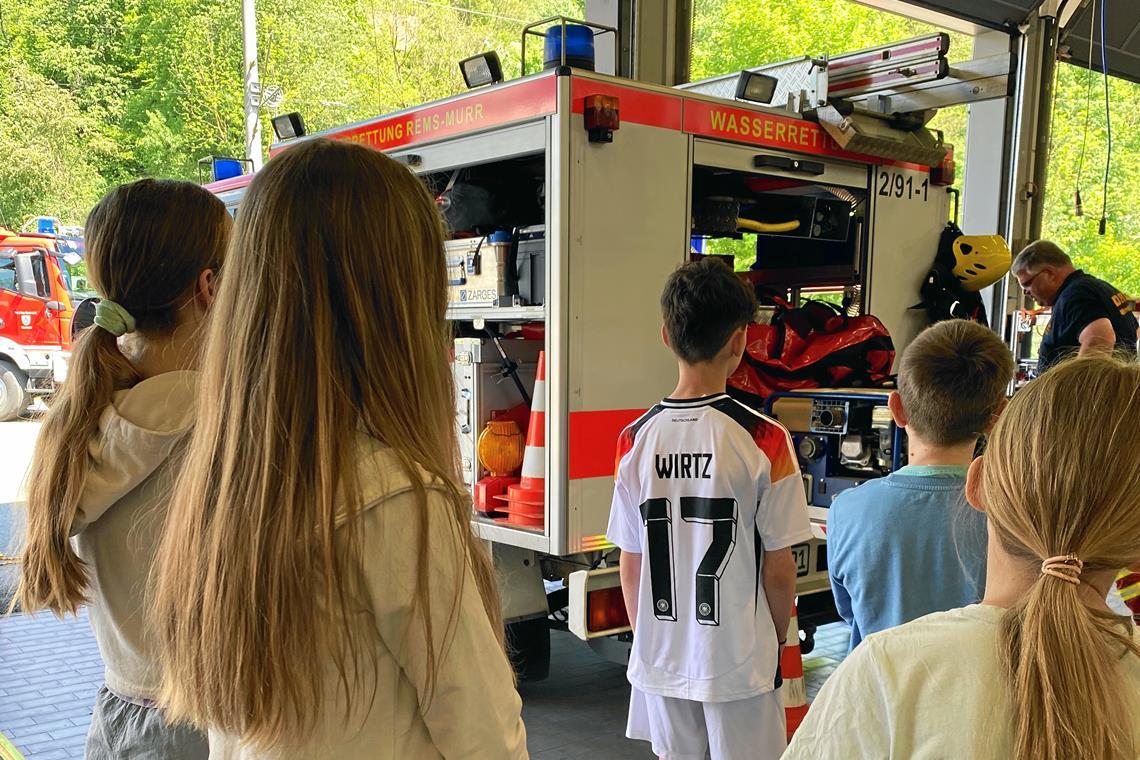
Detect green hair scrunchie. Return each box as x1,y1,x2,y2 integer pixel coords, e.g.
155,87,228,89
93,299,137,337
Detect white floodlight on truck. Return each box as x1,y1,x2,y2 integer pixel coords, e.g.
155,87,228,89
271,112,306,141
460,52,504,89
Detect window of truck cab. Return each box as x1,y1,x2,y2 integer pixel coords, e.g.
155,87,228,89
0,248,53,298
0,252,15,292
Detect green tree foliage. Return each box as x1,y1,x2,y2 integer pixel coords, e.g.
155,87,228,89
0,0,580,223
691,0,967,78
1042,63,1140,296
0,56,106,226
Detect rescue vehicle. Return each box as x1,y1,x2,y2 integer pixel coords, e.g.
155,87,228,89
206,22,1017,673
0,228,77,420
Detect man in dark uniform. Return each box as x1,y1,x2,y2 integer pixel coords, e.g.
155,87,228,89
1013,240,1138,373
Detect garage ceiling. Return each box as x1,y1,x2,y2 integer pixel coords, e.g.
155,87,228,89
873,1,1140,84
893,0,1042,29
1061,2,1140,85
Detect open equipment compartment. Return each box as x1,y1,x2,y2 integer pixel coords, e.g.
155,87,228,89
417,145,555,549
690,140,872,298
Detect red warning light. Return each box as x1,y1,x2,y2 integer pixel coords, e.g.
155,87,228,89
932,145,955,187
583,94,620,143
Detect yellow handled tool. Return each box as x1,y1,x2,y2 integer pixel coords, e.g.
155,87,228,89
736,218,800,234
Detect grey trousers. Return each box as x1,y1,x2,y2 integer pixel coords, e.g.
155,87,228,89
85,686,208,760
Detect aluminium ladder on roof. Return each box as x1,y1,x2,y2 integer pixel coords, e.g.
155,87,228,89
682,32,1006,115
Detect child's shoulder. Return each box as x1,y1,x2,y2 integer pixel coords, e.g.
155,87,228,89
829,476,902,515
705,397,794,453
616,403,668,450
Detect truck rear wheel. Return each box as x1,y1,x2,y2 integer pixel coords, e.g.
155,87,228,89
0,361,30,422
507,617,551,682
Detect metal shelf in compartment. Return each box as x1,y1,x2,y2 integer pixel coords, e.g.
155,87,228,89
446,304,546,322
470,513,549,552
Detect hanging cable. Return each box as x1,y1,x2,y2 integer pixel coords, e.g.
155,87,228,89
1099,0,1112,235
1073,0,1098,216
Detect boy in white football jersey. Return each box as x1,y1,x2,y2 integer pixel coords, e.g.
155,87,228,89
607,259,813,760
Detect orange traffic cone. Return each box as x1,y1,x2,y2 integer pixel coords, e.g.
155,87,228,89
502,351,545,529
781,602,808,742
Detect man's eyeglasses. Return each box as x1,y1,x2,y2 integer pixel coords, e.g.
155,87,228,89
1018,270,1044,295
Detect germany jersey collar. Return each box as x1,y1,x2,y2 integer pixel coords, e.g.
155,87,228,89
659,393,731,408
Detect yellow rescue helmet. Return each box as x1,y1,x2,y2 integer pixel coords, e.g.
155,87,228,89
951,235,1011,292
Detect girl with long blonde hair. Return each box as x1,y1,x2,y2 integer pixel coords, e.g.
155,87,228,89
16,179,228,758
786,354,1140,760
152,138,526,759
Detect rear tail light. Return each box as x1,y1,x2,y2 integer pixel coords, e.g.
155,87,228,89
586,586,630,633
568,566,632,639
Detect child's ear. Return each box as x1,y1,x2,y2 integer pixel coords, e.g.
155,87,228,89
196,268,217,310
661,324,671,349
984,397,1009,435
729,325,747,357
965,456,987,513
887,391,907,428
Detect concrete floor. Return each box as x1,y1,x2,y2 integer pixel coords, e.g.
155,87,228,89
0,611,103,759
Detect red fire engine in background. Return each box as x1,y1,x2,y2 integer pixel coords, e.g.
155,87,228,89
0,227,79,420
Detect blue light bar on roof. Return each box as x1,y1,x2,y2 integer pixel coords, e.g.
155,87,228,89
34,216,59,235
212,158,245,182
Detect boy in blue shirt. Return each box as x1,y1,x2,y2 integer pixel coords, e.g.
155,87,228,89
828,320,1015,651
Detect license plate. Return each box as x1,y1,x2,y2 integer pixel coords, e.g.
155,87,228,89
791,543,810,577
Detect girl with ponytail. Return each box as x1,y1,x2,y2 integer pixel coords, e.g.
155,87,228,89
15,179,228,759
786,354,1140,759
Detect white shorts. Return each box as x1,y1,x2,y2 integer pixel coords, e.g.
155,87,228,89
626,687,786,760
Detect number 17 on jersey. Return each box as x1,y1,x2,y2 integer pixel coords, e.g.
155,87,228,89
639,496,739,626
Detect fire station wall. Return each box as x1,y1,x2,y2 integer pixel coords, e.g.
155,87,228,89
562,117,690,554
866,164,950,366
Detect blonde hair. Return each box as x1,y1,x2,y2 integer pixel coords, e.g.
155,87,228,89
983,355,1140,760
15,179,228,615
152,138,504,748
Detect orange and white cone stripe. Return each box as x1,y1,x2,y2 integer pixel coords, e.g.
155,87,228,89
781,603,808,742
504,351,546,525
518,351,546,491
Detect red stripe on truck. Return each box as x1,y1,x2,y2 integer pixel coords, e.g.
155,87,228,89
569,409,649,480
683,99,866,161
570,78,683,129
683,100,931,172
294,77,558,154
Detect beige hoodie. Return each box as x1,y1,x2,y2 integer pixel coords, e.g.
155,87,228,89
208,437,528,759
73,369,199,701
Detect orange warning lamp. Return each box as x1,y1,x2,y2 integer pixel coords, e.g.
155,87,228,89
478,420,525,476
474,419,524,514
